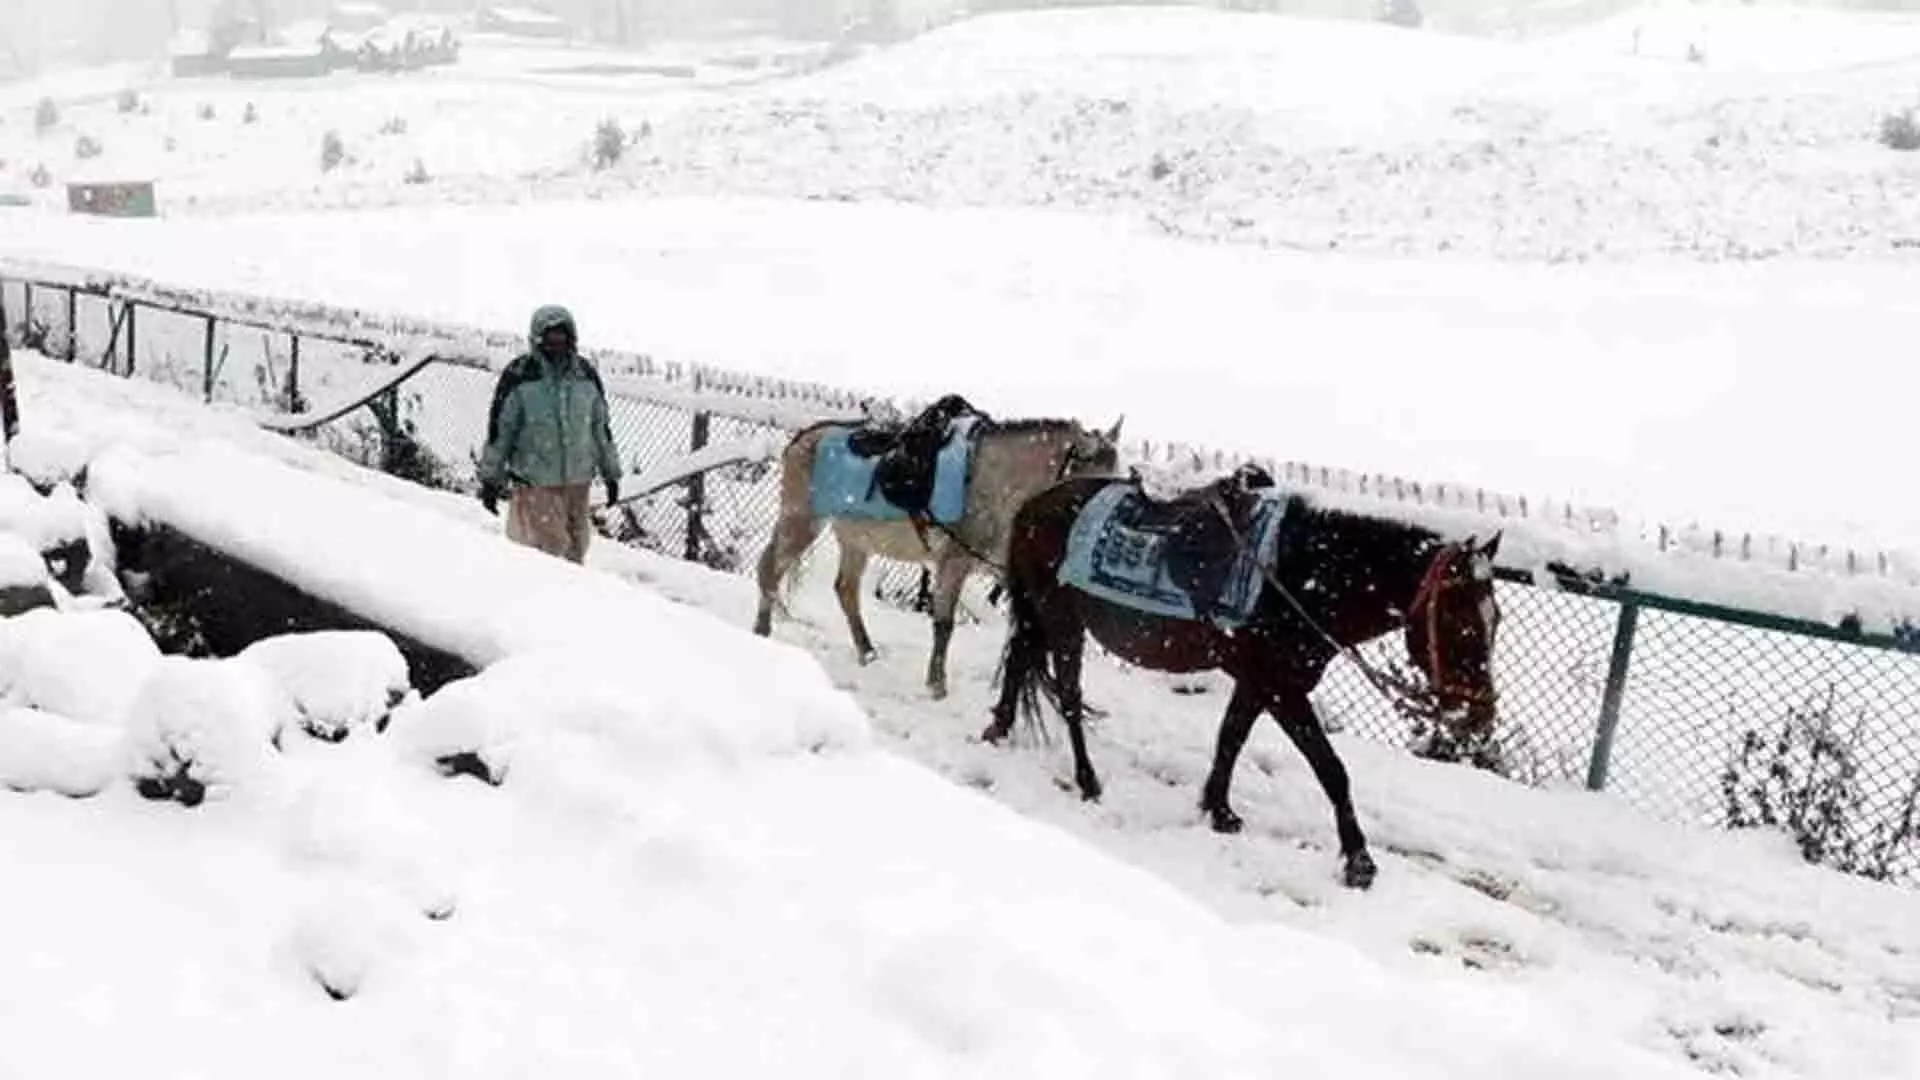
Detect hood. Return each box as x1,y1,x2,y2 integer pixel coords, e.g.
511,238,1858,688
528,304,577,347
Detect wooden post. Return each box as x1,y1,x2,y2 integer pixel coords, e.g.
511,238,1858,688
124,301,137,376
65,287,76,363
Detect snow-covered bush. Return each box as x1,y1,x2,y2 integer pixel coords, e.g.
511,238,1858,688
243,102,258,125
321,129,347,172
379,115,408,136
197,102,216,121
125,656,291,807
0,608,162,725
1721,692,1920,882
33,96,58,135
592,118,625,170
115,89,141,115
27,164,50,188
73,134,103,161
238,630,413,743
1880,110,1920,152
403,158,430,185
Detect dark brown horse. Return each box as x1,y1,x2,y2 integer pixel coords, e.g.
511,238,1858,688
984,473,1503,889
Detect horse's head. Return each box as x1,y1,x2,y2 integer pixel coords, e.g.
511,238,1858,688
1061,414,1125,478
1403,533,1503,740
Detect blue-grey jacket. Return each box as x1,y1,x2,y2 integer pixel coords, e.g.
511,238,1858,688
479,305,623,490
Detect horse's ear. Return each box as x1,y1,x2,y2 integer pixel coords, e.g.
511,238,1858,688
1481,531,1503,559
1104,415,1125,442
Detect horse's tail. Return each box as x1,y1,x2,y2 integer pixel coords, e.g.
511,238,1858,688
992,566,1061,746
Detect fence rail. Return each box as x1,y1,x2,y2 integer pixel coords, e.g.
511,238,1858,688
4,262,1918,888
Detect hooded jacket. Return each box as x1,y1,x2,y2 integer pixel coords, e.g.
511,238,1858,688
479,305,623,491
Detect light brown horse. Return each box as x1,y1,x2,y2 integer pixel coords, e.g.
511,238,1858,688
752,414,1123,699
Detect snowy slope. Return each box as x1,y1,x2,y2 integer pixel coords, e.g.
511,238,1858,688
4,350,1917,1080
8,7,1920,258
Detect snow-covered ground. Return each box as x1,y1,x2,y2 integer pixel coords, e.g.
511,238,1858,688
3,349,1917,1080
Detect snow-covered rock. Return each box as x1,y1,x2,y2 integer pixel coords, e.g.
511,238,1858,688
238,630,412,743
0,607,162,724
124,656,292,806
0,534,52,616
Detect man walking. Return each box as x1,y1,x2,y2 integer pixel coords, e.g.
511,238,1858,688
478,305,623,564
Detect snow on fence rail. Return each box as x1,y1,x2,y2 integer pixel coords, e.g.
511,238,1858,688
4,261,1918,887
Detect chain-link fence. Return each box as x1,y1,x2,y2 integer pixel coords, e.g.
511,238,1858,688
5,267,1917,887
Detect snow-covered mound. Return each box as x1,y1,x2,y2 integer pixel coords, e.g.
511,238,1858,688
0,607,162,723
239,630,413,742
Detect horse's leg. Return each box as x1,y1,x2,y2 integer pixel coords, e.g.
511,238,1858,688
1271,691,1377,890
753,513,818,637
1198,679,1267,835
833,542,878,665
1051,627,1101,801
924,554,973,700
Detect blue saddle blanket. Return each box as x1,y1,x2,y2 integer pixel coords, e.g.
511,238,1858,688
1059,483,1291,628
809,417,980,525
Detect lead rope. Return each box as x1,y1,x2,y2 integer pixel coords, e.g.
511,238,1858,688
1207,499,1441,723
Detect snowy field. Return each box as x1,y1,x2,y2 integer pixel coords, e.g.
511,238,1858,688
9,7,1920,257
2,350,1917,1079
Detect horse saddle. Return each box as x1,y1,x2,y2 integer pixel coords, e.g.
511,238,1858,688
846,394,987,520
1115,465,1277,623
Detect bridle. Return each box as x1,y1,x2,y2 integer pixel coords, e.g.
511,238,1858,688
1403,545,1501,713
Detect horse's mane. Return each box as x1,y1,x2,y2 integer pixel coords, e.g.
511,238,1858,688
987,417,1088,436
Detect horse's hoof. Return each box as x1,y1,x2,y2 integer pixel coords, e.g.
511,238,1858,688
928,683,949,702
980,722,1011,745
1076,773,1104,803
1342,851,1378,890
856,649,878,667
1206,806,1244,834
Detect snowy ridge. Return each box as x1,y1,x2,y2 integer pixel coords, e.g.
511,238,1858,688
10,254,1920,638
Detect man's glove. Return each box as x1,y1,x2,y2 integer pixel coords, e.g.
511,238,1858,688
603,477,621,507
479,480,503,515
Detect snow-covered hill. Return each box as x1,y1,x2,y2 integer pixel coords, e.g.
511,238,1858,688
3,350,1916,1080
8,7,1920,259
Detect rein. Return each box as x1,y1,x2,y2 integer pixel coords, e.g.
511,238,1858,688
1207,500,1486,722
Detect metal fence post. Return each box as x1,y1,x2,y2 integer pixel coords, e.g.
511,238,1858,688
65,288,76,363
1586,600,1642,790
288,334,302,412
685,410,710,563
202,315,217,402
124,300,137,377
